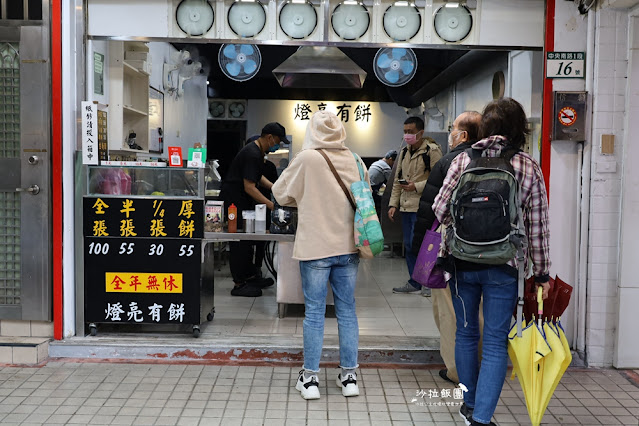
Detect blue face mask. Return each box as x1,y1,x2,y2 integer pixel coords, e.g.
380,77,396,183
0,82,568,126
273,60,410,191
268,141,280,153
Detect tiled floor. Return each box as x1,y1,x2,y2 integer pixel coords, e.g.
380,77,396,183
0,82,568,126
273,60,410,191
0,362,637,425
204,253,438,339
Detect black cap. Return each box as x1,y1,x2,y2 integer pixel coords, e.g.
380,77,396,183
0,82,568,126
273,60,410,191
261,122,291,145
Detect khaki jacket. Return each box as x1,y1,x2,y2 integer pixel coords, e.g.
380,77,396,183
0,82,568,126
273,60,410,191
389,138,443,213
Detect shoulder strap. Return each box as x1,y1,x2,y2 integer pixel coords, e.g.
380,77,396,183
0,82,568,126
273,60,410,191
316,149,356,211
501,147,521,162
422,144,431,172
466,147,482,160
397,147,408,179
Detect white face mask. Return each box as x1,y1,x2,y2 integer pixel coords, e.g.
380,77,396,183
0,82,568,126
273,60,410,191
448,130,465,149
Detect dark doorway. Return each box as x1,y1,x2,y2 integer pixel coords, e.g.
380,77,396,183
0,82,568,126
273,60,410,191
206,120,246,179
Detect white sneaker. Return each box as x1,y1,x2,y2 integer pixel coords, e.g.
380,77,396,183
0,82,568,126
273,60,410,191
336,372,360,397
296,370,320,400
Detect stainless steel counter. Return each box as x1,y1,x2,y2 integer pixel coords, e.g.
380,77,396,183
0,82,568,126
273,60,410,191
203,232,295,242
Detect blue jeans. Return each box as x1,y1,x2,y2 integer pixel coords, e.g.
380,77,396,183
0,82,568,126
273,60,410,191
299,254,360,372
401,212,420,289
450,268,518,424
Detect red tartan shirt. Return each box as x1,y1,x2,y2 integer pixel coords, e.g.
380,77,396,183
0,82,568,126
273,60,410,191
432,135,551,280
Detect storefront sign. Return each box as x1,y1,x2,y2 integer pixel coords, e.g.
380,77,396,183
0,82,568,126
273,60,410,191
83,196,204,325
293,102,372,123
81,101,99,165
83,197,203,239
546,52,585,79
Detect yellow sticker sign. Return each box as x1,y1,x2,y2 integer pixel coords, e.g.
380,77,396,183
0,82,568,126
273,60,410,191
105,273,183,293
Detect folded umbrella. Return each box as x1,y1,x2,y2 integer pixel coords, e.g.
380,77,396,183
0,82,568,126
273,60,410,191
508,287,571,426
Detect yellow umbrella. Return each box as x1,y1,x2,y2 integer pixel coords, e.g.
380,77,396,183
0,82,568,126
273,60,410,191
538,321,572,414
508,287,557,426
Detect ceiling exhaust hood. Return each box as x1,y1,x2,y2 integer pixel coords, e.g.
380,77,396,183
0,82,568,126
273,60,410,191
272,46,367,89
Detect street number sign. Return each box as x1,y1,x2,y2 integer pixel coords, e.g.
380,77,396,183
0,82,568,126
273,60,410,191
546,52,585,79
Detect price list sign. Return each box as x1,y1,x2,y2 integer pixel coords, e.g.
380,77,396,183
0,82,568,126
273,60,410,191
83,197,204,324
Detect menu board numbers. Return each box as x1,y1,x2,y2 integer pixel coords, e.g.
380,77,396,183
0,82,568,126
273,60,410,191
88,241,110,255
149,243,165,256
119,242,135,255
179,244,195,257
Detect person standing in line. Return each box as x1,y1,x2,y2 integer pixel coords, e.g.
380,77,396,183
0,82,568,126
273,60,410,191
412,111,483,385
388,116,443,296
220,123,289,297
272,111,365,400
433,98,551,426
368,150,398,212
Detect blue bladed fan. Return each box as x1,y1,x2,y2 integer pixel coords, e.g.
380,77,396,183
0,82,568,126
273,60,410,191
218,44,261,82
373,48,417,87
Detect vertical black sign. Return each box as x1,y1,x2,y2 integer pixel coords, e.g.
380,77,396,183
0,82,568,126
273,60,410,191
83,197,203,325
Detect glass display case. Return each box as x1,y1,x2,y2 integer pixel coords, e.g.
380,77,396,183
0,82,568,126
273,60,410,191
87,166,205,198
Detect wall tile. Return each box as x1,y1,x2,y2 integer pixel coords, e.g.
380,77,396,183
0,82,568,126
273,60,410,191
0,320,31,337
30,322,53,338
587,278,618,297
0,347,12,364
12,347,37,364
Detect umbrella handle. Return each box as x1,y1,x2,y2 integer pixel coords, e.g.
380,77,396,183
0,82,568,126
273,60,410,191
537,286,544,328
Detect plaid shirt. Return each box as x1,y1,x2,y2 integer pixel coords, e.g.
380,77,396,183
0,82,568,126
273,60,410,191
432,135,551,280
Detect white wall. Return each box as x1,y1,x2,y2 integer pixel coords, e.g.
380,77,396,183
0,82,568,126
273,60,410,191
247,99,410,157
147,43,208,156
614,11,639,368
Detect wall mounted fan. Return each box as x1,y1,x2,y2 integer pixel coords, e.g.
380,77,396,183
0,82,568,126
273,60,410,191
209,100,226,118
218,44,262,82
383,3,421,42
331,1,370,41
373,47,417,87
433,4,473,43
279,1,317,40
175,0,215,36
227,1,267,38
228,100,247,119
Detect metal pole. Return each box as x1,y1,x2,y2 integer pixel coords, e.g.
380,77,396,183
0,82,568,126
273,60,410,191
1,0,7,20
23,0,29,20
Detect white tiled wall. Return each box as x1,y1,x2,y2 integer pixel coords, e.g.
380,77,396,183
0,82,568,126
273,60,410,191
586,9,629,367
0,320,54,338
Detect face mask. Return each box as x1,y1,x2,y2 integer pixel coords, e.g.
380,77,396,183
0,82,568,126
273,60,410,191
447,132,456,149
403,133,417,145
269,143,280,153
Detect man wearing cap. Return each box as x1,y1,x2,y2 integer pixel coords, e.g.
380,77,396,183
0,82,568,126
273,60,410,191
220,122,290,297
368,150,398,212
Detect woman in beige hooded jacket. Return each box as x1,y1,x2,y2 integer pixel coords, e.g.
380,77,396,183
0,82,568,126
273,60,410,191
272,111,368,401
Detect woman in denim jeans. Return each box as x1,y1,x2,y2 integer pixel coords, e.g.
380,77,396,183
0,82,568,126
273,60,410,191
432,98,551,426
272,111,367,400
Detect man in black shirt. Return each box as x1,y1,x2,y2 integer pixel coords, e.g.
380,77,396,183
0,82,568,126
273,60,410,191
220,122,290,297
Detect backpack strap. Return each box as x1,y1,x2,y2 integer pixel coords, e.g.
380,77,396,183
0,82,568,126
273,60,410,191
397,147,408,180
422,145,431,172
316,149,356,211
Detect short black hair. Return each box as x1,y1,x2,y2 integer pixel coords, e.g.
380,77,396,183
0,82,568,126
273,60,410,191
404,116,424,131
457,111,482,142
479,98,530,149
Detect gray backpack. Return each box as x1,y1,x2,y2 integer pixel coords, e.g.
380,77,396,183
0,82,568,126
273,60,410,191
446,148,526,265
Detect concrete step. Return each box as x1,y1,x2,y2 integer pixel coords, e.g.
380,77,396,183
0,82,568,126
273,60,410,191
49,334,443,366
0,337,51,365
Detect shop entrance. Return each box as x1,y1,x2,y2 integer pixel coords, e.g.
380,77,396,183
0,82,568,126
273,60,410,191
0,17,52,320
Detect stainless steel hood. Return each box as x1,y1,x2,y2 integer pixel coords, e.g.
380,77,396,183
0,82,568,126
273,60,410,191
272,46,367,89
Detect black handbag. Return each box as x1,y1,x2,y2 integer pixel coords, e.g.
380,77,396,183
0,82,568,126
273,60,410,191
270,202,297,234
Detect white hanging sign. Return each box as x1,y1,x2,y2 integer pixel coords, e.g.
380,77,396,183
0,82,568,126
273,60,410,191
81,101,99,165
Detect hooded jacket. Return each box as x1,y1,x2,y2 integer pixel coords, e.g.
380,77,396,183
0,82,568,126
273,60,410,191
388,138,443,213
412,140,475,252
272,111,367,261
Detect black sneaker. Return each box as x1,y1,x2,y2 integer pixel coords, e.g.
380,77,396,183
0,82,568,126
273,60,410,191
459,403,474,426
439,369,457,384
246,276,274,289
471,420,496,426
230,283,262,297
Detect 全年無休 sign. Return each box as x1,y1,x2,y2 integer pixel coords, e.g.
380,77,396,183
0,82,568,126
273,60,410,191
546,52,585,79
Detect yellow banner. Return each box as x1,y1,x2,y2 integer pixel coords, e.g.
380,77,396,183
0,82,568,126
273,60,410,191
105,272,183,294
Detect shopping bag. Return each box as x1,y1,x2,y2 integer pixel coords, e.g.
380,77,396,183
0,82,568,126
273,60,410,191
412,220,447,288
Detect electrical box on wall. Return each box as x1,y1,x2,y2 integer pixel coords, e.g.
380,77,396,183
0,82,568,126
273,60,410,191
552,91,587,142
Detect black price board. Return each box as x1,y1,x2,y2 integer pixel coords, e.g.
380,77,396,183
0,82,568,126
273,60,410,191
84,237,202,324
83,197,203,239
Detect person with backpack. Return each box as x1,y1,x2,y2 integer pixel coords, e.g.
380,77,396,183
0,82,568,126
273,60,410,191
272,111,367,400
432,98,551,426
388,116,442,295
412,111,483,385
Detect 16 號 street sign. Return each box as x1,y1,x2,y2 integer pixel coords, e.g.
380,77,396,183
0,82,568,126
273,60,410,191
546,52,586,79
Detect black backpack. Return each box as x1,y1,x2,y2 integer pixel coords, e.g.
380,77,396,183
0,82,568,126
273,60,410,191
446,147,526,265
